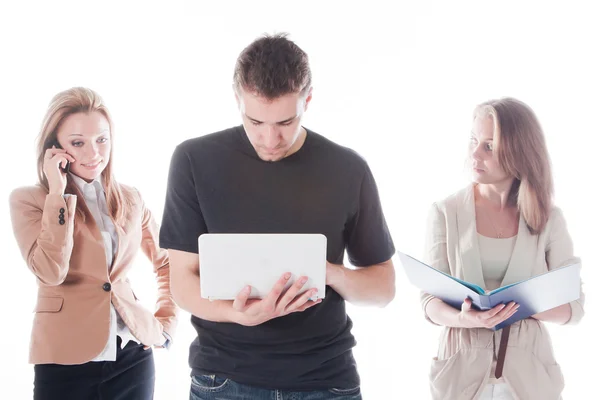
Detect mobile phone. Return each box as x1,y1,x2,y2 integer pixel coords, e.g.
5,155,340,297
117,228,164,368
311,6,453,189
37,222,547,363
52,140,71,173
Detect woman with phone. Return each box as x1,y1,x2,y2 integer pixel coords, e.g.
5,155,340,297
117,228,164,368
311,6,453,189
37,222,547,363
420,97,584,399
9,87,178,399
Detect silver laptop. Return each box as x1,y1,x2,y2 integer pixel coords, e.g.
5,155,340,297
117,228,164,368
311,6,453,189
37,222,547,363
198,233,327,301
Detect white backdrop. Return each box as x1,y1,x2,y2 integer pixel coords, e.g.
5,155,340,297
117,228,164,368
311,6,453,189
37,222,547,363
1,1,598,399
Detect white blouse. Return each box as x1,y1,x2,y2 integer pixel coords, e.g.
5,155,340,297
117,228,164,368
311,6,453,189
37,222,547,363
478,234,517,291
478,233,517,384
70,174,140,361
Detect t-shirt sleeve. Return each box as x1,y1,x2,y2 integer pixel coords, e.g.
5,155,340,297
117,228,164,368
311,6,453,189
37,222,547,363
159,144,207,254
344,163,395,266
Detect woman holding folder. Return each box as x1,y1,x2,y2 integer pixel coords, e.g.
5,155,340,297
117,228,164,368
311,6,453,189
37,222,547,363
9,87,178,399
421,97,584,399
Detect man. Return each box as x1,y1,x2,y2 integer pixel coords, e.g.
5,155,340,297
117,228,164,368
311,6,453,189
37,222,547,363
159,33,395,399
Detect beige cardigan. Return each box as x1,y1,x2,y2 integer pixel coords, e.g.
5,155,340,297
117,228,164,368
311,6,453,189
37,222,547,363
421,185,584,400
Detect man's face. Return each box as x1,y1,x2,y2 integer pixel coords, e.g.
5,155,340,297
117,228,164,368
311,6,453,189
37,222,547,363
236,87,312,162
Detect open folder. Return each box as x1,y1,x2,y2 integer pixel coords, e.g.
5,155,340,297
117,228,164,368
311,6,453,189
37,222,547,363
397,251,581,330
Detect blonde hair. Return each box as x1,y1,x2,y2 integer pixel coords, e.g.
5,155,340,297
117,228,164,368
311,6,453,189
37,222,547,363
474,97,553,234
36,87,132,226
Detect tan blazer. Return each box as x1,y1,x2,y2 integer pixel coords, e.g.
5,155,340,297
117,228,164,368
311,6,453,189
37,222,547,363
421,185,584,400
9,181,178,365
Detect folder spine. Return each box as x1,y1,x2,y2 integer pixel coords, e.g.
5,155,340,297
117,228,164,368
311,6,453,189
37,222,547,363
480,295,492,310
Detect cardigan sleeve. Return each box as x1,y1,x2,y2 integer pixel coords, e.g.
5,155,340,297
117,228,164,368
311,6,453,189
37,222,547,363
545,207,584,325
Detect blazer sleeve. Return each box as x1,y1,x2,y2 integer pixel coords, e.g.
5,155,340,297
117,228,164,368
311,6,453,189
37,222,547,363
137,189,179,339
9,187,77,286
545,207,584,325
420,202,452,325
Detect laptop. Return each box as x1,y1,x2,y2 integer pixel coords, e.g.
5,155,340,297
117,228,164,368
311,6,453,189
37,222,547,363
198,233,327,301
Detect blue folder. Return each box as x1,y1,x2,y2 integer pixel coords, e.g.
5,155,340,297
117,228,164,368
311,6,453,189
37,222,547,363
398,251,581,330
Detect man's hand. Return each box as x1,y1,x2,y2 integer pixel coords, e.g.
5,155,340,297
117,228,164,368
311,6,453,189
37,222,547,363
232,272,322,326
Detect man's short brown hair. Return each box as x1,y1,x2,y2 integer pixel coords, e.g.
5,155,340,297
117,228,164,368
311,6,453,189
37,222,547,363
233,33,312,100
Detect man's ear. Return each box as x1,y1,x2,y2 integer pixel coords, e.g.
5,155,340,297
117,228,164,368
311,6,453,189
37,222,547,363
304,87,313,111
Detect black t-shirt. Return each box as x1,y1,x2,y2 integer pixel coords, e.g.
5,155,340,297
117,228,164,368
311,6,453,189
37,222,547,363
159,126,395,390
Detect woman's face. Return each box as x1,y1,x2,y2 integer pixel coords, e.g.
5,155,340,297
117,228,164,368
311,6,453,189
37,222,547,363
469,115,511,185
55,111,111,182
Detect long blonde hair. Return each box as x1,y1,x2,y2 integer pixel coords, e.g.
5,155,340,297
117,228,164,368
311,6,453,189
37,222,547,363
474,97,553,234
36,87,132,226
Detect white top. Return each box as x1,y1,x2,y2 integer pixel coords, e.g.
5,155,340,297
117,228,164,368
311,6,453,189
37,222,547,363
70,174,140,361
478,233,517,384
478,234,517,291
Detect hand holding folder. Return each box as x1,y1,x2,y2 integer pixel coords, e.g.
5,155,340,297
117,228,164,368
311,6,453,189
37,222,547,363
398,251,581,330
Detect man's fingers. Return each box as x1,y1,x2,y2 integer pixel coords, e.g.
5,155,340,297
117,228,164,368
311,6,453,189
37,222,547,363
290,297,322,314
232,285,252,311
263,273,292,308
277,276,308,310
285,288,318,313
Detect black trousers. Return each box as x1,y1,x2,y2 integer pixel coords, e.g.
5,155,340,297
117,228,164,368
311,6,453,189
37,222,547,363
33,337,155,400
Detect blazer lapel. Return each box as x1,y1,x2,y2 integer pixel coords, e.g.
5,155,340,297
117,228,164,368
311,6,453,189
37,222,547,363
456,185,487,289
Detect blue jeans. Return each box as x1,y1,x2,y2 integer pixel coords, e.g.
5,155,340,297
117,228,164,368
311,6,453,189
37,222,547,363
189,374,362,400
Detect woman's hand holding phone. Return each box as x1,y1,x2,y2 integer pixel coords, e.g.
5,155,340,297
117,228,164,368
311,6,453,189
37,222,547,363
43,146,76,196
